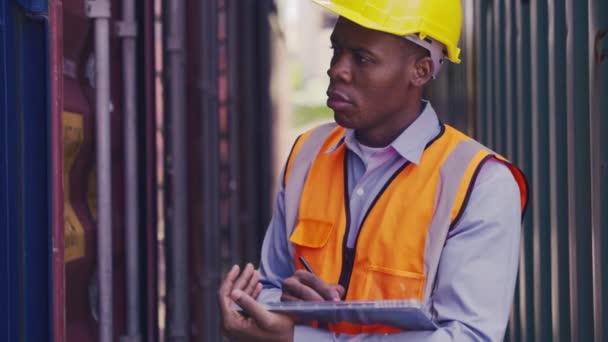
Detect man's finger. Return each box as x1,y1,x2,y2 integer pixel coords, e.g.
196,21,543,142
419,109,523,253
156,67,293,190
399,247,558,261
218,264,241,321
294,270,341,301
280,293,303,302
232,289,274,330
282,276,325,301
252,283,263,300
244,270,260,296
332,284,346,300
232,263,254,293
218,265,240,297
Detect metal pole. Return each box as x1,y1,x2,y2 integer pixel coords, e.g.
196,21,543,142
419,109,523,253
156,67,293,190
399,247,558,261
588,1,608,341
118,0,141,339
49,0,66,341
166,0,189,338
86,1,113,341
201,1,221,341
227,0,241,267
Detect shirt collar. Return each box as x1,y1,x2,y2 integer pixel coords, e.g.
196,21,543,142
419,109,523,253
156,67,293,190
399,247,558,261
325,100,441,165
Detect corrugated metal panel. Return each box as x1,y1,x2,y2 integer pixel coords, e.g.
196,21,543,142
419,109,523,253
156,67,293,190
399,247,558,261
444,1,608,341
0,1,20,340
0,0,52,341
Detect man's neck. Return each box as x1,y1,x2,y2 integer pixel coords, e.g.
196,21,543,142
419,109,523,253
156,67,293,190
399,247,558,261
355,99,425,148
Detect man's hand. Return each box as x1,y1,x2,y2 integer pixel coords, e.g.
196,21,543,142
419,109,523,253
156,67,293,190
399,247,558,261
281,270,345,302
218,265,295,342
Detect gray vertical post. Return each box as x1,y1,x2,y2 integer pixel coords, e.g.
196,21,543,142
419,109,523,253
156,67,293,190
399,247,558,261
200,0,221,341
504,0,514,161
547,0,571,341
588,0,608,340
565,0,593,341
118,0,141,339
463,0,477,136
86,1,113,341
227,0,241,266
503,2,517,338
530,1,552,341
515,1,534,341
474,1,487,144
240,0,260,264
166,0,189,339
492,0,504,153
484,3,494,149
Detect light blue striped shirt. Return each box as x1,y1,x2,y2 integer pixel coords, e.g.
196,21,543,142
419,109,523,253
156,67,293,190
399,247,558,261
258,102,522,341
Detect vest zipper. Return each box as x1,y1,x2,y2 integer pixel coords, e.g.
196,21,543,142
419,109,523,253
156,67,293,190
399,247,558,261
336,125,445,298
337,154,354,295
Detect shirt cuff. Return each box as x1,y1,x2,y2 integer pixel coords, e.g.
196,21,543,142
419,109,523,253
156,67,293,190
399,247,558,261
257,287,282,304
294,325,336,342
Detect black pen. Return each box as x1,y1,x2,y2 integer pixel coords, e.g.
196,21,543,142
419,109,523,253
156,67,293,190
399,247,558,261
298,256,317,275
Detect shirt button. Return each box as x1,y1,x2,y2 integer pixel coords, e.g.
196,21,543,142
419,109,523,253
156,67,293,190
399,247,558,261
356,188,365,196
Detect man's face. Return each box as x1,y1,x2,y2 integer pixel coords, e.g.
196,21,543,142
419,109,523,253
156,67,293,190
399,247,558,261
326,17,425,139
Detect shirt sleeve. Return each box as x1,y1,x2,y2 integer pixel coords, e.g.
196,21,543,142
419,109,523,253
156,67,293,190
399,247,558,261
290,159,523,341
257,166,296,304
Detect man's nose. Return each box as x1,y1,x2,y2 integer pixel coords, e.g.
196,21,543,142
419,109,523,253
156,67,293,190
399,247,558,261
327,55,352,83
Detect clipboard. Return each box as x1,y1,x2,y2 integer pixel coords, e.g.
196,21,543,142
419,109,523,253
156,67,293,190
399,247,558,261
261,299,438,331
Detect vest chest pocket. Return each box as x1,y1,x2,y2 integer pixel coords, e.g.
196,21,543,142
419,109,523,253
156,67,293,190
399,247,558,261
288,219,340,283
288,219,334,248
363,264,425,301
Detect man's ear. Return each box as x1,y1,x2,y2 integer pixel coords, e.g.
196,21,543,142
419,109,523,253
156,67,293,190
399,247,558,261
410,56,434,87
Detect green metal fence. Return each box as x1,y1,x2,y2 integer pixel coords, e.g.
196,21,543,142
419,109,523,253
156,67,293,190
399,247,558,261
428,0,608,341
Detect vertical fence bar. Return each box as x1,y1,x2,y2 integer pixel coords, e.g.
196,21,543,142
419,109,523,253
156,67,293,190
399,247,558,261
565,0,593,340
226,0,241,266
463,0,476,135
529,1,552,341
504,0,516,161
484,2,494,148
493,0,505,153
166,0,189,338
120,0,142,337
515,1,534,341
200,0,221,340
86,0,114,340
501,5,521,338
589,0,608,340
547,0,571,340
49,0,66,340
474,0,488,144
237,0,260,263
253,1,274,254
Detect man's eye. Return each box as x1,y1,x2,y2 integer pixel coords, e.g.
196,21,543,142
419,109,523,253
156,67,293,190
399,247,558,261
354,53,370,64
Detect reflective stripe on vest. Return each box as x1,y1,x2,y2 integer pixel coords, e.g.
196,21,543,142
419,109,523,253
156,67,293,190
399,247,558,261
283,124,528,335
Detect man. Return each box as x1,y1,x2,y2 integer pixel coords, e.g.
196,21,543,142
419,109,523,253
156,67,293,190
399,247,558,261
218,0,528,341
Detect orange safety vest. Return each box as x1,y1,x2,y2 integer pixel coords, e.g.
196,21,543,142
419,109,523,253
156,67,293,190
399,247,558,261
283,123,528,335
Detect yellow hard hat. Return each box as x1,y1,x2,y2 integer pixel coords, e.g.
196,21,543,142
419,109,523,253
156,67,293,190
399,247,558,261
311,0,462,64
